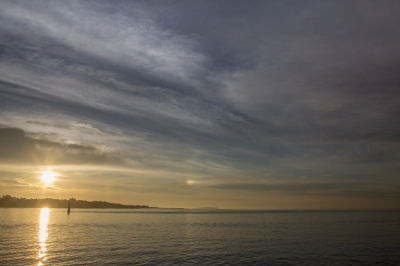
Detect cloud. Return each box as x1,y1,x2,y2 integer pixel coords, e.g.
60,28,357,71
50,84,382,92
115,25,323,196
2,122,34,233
1,0,399,148
211,181,400,197
0,127,122,165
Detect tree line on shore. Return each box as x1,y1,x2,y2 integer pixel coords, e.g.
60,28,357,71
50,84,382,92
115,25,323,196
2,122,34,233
0,195,152,209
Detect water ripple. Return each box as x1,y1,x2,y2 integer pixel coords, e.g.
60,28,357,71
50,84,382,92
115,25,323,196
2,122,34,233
1,209,400,265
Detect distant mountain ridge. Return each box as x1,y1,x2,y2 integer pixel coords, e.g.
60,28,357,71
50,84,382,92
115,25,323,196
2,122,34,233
0,195,152,209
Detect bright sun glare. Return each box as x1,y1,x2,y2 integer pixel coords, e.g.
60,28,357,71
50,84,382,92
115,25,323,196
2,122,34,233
40,171,56,184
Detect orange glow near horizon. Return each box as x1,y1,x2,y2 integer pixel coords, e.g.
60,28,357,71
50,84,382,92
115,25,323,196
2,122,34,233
186,180,199,185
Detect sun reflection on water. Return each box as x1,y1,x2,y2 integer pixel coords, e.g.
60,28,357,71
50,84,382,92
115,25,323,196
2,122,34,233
38,208,49,265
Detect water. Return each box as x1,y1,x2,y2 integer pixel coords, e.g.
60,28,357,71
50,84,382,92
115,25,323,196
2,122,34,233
1,209,399,265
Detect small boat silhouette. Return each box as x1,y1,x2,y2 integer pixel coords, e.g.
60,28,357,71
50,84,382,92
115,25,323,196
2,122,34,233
67,203,71,215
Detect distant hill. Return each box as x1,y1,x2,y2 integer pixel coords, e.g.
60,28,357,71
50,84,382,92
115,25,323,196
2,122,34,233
0,195,153,209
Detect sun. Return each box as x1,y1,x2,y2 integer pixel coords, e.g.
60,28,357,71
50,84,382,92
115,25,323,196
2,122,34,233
40,171,56,184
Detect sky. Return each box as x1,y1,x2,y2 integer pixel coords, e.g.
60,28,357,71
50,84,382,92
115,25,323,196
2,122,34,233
0,0,399,209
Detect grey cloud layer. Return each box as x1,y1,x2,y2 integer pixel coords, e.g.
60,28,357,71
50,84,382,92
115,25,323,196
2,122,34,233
0,0,399,193
0,127,122,165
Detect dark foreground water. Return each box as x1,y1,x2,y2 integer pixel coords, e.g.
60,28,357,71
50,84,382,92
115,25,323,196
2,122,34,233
0,209,399,265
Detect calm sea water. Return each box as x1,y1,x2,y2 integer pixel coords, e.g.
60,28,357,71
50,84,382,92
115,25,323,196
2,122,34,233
0,208,399,265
